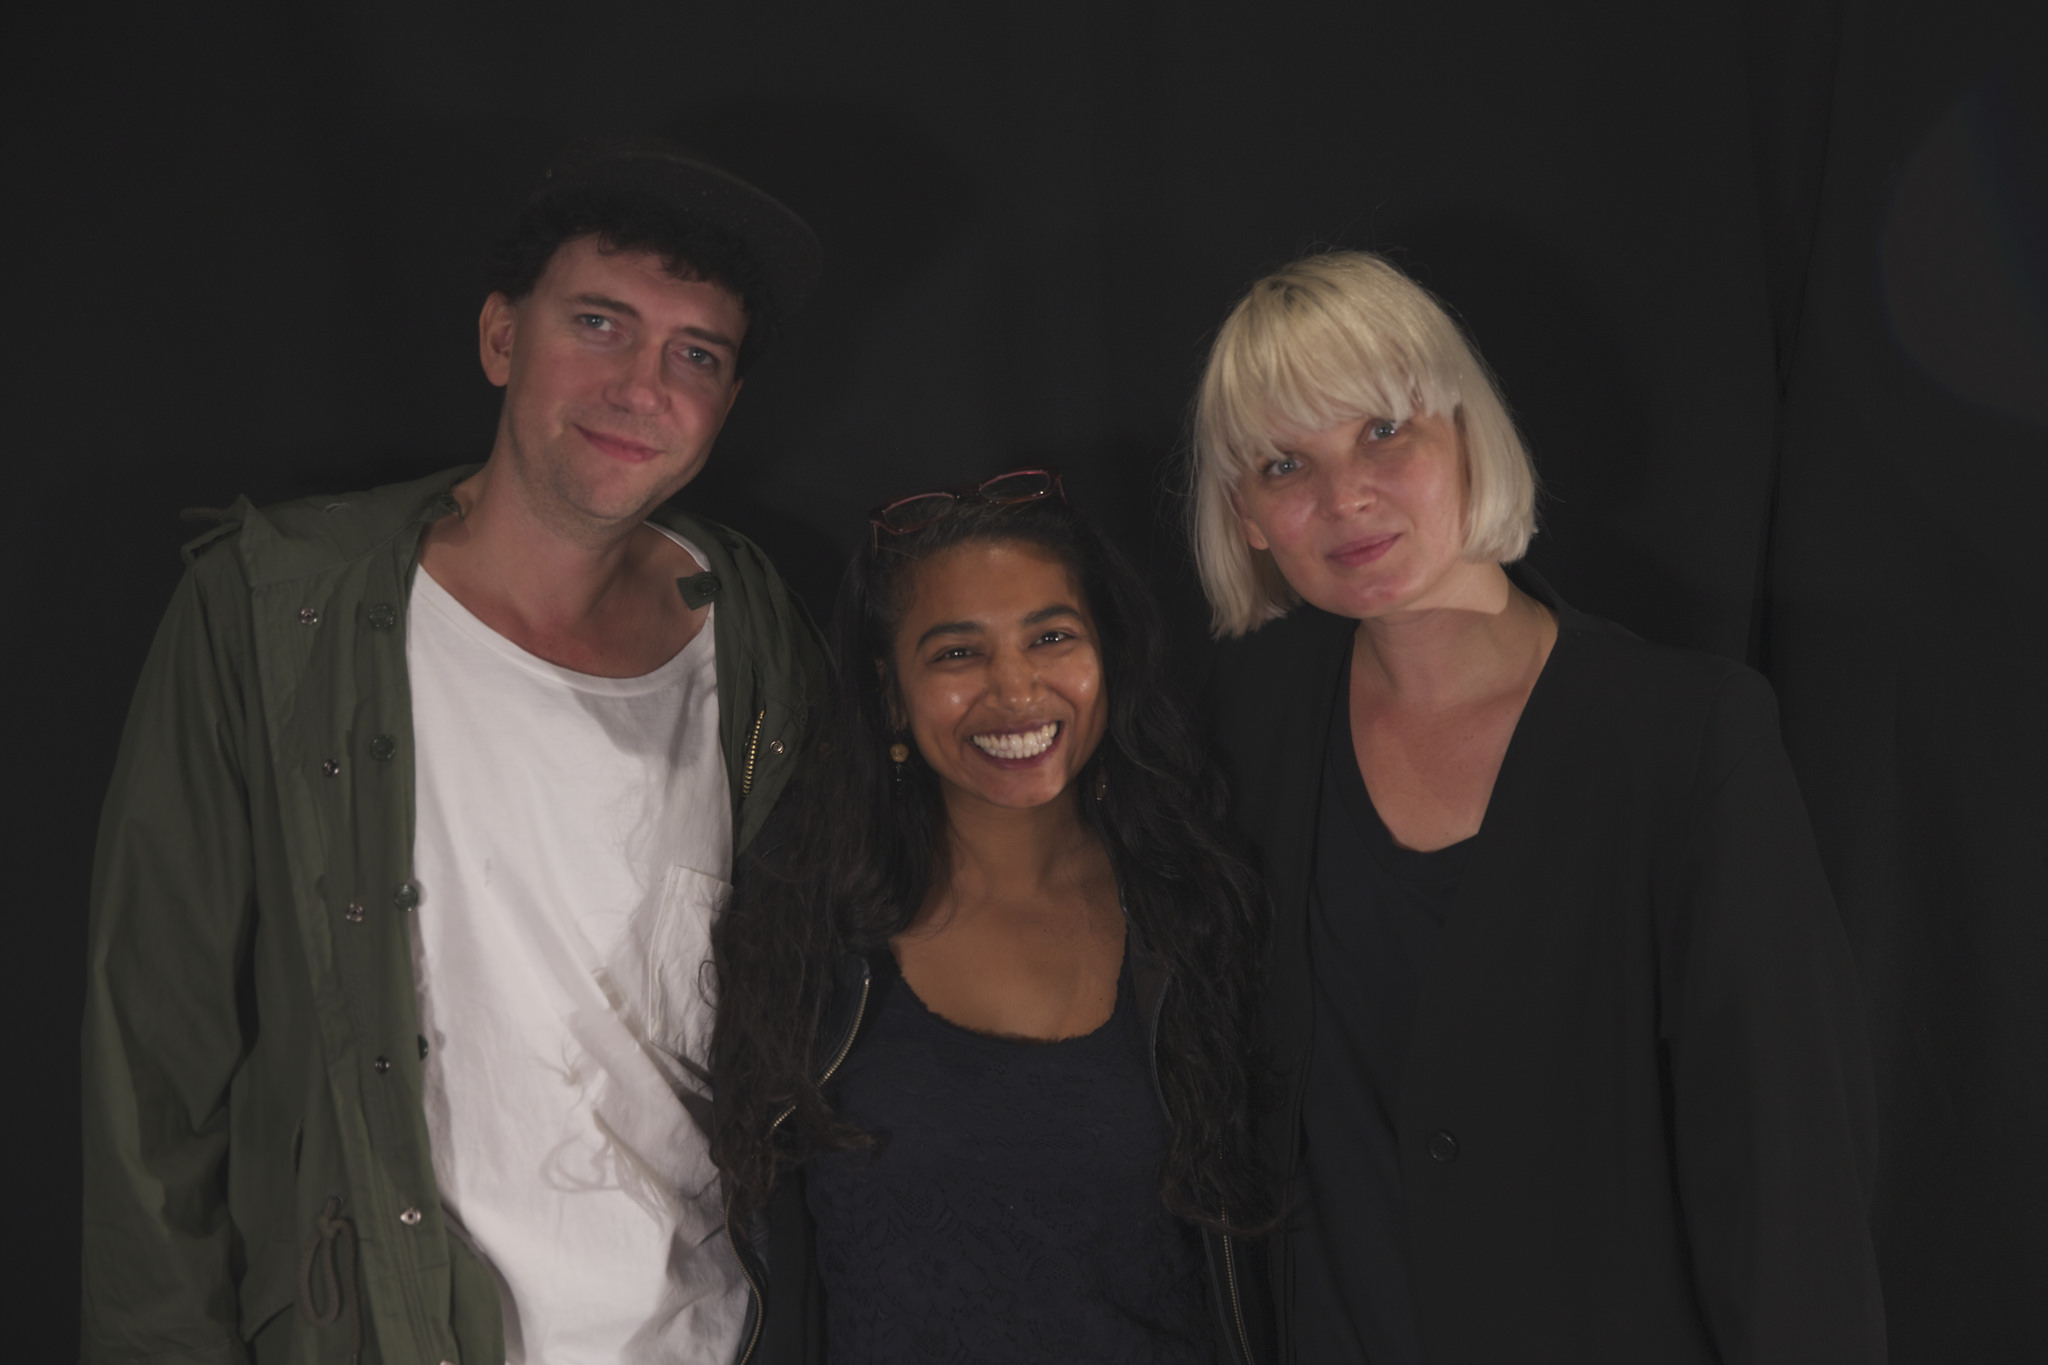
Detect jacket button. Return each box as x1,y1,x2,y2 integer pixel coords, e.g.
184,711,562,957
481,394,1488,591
1426,1130,1459,1163
321,759,342,777
392,882,420,911
344,901,365,923
298,607,321,626
399,1206,422,1226
768,739,786,755
373,1055,391,1074
369,735,396,761
418,1035,430,1060
367,603,397,630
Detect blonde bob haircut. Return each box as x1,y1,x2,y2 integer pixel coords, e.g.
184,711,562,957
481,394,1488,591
1189,251,1538,637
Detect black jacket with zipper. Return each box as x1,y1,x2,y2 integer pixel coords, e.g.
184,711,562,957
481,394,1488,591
723,940,1269,1365
1208,566,1883,1365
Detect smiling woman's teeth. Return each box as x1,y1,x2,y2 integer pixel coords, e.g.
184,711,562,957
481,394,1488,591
971,721,1059,759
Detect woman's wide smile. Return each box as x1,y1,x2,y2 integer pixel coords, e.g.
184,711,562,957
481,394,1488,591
969,719,1063,764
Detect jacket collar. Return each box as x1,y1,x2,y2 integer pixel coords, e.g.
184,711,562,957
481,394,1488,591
227,465,473,588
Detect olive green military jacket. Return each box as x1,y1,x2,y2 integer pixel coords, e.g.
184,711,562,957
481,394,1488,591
81,467,825,1364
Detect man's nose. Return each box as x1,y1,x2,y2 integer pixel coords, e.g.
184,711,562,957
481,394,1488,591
605,342,667,414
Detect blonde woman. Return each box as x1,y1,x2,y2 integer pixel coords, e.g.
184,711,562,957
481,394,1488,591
1191,252,1883,1365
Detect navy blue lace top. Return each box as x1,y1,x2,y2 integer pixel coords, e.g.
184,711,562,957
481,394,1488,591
804,952,1213,1364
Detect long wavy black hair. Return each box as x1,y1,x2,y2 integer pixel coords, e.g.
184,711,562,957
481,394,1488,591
709,491,1270,1232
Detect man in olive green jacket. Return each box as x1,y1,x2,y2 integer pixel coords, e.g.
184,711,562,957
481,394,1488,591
83,147,827,1364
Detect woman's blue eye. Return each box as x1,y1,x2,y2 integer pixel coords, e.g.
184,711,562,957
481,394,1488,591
1264,456,1300,477
1367,419,1400,441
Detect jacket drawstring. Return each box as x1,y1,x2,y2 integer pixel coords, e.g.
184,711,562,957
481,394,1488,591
298,1194,362,1362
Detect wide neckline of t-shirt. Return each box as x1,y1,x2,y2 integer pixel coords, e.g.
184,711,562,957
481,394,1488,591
886,942,1132,1051
411,528,715,696
1328,651,1477,885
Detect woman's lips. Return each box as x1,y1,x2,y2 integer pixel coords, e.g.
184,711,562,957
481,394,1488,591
576,424,662,463
969,720,1062,766
1329,533,1398,567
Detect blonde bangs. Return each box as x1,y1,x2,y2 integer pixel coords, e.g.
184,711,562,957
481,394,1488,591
1200,275,1458,481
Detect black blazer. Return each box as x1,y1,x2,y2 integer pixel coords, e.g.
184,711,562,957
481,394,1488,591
1209,569,1884,1365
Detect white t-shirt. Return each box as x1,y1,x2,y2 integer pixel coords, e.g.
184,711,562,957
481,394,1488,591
406,532,743,1365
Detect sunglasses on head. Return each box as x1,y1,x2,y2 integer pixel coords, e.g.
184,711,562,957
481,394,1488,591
867,469,1065,546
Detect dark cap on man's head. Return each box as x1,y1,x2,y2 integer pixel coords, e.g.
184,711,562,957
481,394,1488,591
484,140,824,373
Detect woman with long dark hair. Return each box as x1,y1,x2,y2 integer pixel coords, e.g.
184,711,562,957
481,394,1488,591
710,474,1269,1365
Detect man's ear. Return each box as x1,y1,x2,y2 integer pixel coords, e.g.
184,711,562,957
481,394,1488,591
479,292,518,388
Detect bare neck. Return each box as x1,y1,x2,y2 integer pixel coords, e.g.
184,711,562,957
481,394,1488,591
928,786,1111,920
416,461,705,677
1354,562,1554,710
425,464,648,619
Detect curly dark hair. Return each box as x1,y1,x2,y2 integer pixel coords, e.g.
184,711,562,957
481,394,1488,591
482,145,779,374
709,491,1270,1233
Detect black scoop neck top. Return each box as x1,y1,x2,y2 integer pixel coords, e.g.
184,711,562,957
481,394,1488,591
804,951,1212,1363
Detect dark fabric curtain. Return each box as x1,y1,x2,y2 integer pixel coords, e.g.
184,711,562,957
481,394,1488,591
23,1,2043,1358
1764,5,2046,1355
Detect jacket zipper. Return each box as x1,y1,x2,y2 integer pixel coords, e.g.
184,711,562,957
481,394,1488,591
741,709,765,798
1222,1221,1254,1365
1142,960,1256,1364
778,970,871,1131
728,966,872,1365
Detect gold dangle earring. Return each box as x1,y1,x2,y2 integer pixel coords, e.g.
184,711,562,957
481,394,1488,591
889,739,911,785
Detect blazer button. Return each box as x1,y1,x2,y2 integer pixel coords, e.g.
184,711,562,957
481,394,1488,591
392,882,420,911
373,1055,391,1074
1426,1130,1460,1163
367,603,397,630
369,735,396,761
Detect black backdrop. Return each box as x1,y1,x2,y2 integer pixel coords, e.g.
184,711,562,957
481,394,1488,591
21,1,2045,1358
